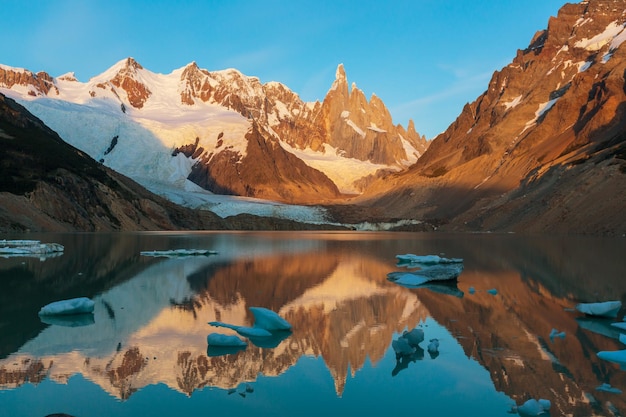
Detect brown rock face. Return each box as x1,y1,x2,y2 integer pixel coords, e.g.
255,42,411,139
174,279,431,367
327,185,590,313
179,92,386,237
0,66,57,96
360,0,626,235
108,58,151,109
188,123,341,204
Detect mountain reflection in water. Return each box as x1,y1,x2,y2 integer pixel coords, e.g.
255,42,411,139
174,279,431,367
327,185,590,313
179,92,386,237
0,232,625,416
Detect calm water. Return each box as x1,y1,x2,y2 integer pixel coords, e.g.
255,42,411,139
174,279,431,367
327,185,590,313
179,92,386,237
1,231,626,417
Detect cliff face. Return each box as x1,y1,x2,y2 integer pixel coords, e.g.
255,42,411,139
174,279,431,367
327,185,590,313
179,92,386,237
360,0,626,235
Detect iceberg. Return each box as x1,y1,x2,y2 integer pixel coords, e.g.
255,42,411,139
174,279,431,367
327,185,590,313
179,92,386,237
401,328,424,347
0,239,64,258
39,313,95,327
427,338,440,359
396,254,463,266
208,306,292,343
207,333,247,347
38,297,95,316
249,307,292,331
512,398,551,416
140,249,218,258
597,349,626,365
576,300,622,318
387,263,464,288
596,383,622,394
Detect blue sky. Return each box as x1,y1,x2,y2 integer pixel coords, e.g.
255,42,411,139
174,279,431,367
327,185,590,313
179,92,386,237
1,0,567,138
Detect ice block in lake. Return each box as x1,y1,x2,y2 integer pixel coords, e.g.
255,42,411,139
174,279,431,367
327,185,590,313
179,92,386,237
38,297,95,316
575,300,622,318
396,254,463,266
207,333,247,347
208,306,292,339
0,239,64,255
140,249,218,258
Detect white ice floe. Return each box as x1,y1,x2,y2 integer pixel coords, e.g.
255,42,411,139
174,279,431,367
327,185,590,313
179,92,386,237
207,333,247,347
208,306,292,340
511,398,551,416
427,338,440,358
576,300,622,318
597,349,626,365
596,383,622,394
0,240,64,257
38,297,95,316
401,328,424,347
140,249,218,257
549,328,566,341
387,263,464,288
396,254,463,266
248,307,292,331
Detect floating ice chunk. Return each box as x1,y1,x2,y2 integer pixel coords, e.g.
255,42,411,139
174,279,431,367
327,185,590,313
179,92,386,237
513,398,551,416
401,328,424,347
392,337,416,357
597,349,626,364
208,306,291,341
38,297,95,316
208,321,272,338
140,249,218,258
427,338,440,358
40,313,95,327
387,264,464,288
0,239,64,258
576,300,622,318
249,307,292,331
549,328,566,341
396,254,463,266
611,322,626,331
207,333,247,347
596,383,622,394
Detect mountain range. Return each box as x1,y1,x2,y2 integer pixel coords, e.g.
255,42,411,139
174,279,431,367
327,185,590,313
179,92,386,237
1,0,625,235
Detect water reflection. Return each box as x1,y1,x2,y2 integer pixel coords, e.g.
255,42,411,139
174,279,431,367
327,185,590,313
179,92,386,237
0,232,625,416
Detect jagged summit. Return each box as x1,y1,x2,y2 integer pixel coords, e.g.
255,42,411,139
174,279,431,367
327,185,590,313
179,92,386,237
0,58,428,203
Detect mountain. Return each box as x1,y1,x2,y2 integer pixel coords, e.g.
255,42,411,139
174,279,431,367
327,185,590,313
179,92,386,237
359,0,626,235
0,59,427,206
0,93,230,232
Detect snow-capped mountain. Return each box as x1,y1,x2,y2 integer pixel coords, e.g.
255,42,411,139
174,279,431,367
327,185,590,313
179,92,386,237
0,59,428,205
360,0,626,235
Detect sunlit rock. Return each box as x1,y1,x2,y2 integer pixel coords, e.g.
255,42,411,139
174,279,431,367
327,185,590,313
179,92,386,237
38,297,95,316
575,301,622,318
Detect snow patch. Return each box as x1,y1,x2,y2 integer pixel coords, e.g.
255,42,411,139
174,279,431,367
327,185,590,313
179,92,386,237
575,21,626,51
346,119,365,137
503,95,522,110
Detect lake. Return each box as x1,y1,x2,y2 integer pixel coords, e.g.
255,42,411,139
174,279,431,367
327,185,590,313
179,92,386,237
1,231,626,416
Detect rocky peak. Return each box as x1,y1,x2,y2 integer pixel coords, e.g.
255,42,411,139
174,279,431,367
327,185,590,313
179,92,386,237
0,66,57,96
107,57,151,109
